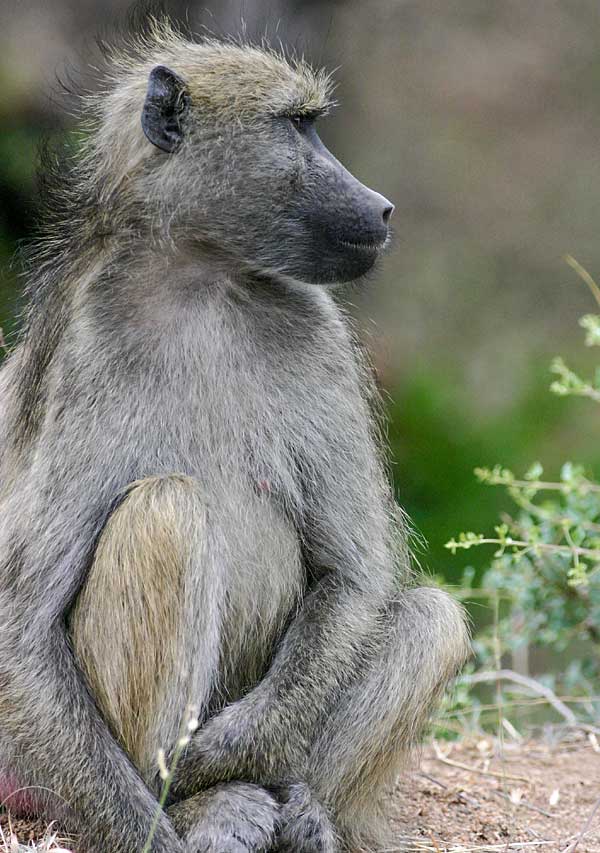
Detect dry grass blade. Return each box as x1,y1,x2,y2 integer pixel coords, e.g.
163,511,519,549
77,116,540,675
0,820,74,853
386,838,556,852
431,741,529,784
560,795,600,853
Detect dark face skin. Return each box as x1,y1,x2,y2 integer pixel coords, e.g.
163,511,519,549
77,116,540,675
142,65,394,285
277,116,394,284
212,114,395,286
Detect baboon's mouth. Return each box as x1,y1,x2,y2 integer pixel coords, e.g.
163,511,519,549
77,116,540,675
339,237,388,253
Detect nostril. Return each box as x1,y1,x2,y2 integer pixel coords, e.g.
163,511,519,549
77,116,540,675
382,204,394,225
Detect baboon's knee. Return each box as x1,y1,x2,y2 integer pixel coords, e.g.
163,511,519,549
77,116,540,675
321,589,469,850
69,474,207,772
370,585,470,746
394,586,471,683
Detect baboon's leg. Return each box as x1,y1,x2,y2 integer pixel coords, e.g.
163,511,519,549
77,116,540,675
70,474,280,851
281,587,470,853
70,474,211,780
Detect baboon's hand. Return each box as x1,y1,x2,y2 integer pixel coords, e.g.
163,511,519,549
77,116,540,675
167,782,280,853
174,700,303,794
172,712,246,791
276,782,338,853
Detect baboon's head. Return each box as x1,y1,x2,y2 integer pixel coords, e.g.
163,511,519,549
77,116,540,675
98,24,393,285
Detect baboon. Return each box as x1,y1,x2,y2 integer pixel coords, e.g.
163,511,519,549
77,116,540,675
0,18,470,853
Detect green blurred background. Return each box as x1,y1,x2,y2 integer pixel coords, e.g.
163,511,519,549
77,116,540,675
2,0,600,589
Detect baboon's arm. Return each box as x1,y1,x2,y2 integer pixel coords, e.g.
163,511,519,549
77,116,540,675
172,442,396,795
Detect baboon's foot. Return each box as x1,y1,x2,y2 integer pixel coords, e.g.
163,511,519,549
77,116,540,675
276,782,338,853
168,782,280,853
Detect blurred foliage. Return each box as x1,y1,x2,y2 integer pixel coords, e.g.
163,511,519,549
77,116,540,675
0,121,46,339
445,264,600,728
384,362,600,587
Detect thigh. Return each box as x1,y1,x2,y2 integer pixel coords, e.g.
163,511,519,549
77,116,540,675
69,474,216,782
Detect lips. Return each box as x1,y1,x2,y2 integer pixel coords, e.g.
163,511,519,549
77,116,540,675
339,235,388,253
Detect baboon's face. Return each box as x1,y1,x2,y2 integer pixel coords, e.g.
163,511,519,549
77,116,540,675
245,114,394,285
140,54,394,285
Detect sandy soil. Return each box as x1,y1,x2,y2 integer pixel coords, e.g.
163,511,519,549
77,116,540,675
2,736,599,852
391,735,600,852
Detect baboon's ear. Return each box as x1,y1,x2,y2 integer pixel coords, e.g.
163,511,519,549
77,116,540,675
141,65,190,153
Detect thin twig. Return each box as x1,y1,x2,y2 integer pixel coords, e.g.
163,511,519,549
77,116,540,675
489,788,555,819
427,831,443,852
480,474,600,494
560,795,600,853
417,771,448,789
440,694,600,719
565,255,600,307
464,538,600,559
431,741,529,784
384,839,556,852
459,670,577,725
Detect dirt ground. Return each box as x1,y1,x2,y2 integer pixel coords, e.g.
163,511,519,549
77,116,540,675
391,735,600,852
2,736,599,852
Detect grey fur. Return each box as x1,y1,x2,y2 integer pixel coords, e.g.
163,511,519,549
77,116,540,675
0,19,470,853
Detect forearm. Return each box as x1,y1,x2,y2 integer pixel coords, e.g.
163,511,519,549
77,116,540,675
173,442,399,797
171,573,387,795
256,576,384,731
